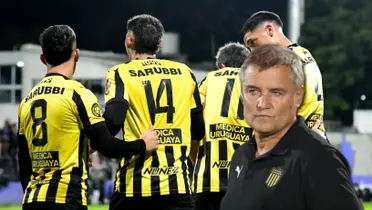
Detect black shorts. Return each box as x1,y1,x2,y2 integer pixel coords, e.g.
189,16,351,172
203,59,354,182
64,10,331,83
23,202,87,210
194,192,226,210
109,193,194,210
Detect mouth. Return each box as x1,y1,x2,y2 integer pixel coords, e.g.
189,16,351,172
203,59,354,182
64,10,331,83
254,115,272,118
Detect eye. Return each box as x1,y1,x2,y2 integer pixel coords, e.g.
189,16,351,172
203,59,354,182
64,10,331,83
272,91,283,96
248,89,258,95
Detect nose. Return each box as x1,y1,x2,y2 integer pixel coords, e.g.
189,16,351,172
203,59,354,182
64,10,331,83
257,94,271,110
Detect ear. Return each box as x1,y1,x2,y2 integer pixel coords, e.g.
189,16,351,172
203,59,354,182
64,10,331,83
74,49,80,62
221,63,226,68
156,43,162,53
265,24,274,37
126,36,135,50
40,54,47,65
295,86,305,108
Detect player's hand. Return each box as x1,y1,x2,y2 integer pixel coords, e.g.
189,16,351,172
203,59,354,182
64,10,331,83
141,126,159,153
312,120,326,139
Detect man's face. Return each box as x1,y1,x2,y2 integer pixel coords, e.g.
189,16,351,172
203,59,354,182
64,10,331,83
241,65,303,134
243,25,277,50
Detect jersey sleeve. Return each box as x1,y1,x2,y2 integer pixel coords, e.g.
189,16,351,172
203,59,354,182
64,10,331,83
17,102,25,135
198,75,208,106
292,47,326,133
298,59,325,129
75,88,105,128
104,68,129,104
189,69,203,113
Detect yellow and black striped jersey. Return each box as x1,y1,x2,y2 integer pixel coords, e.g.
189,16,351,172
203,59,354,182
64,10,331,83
289,44,326,134
18,73,104,205
104,59,202,197
193,67,253,193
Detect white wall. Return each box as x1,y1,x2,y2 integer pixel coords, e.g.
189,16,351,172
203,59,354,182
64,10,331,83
354,109,372,133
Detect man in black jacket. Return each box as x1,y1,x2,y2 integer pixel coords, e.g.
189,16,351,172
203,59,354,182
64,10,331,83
220,44,362,210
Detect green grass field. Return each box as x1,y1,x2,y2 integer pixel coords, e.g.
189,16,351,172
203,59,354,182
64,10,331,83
0,203,371,210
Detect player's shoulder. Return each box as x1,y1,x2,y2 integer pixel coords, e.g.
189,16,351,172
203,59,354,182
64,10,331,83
288,43,313,58
109,63,126,72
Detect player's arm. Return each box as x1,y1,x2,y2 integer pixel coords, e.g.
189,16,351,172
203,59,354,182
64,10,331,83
103,68,128,136
76,89,157,158
17,105,32,191
190,72,206,163
303,147,362,210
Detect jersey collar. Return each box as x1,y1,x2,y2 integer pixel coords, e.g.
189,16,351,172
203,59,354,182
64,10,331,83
45,72,69,80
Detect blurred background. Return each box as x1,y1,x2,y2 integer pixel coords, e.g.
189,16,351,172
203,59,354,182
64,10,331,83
1,0,372,208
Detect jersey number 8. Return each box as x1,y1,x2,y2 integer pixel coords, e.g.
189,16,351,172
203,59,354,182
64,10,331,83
30,99,48,146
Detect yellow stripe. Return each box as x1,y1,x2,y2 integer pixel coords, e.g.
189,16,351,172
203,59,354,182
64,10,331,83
142,156,152,195
125,157,136,196
36,184,48,202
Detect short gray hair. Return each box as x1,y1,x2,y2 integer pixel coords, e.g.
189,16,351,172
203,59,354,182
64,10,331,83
216,42,250,68
240,44,305,87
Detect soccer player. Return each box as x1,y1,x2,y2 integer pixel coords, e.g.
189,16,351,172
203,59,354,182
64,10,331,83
103,14,205,210
17,25,158,210
241,11,326,137
192,42,252,210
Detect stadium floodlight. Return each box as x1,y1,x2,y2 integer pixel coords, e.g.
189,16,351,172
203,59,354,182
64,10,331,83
17,61,24,67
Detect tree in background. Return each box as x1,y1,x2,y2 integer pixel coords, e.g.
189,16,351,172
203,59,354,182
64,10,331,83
299,0,372,123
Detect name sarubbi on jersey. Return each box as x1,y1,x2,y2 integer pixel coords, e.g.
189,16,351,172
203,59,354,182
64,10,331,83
25,86,65,102
129,68,182,77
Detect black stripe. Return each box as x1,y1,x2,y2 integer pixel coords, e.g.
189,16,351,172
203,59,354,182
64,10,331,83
24,187,32,202
180,146,190,194
202,142,211,192
219,140,228,191
190,72,202,107
221,79,235,117
45,169,63,202
198,76,207,88
165,146,178,194
133,154,145,196
119,157,132,193
31,184,42,202
72,91,90,128
237,94,244,120
193,145,204,192
114,70,125,98
144,81,156,125
66,132,85,205
150,151,160,196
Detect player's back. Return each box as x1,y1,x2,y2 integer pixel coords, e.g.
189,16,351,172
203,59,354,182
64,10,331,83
107,59,201,196
193,67,253,193
18,73,92,205
288,44,325,133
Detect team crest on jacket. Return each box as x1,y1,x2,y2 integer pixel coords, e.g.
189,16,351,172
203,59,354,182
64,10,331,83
265,167,282,187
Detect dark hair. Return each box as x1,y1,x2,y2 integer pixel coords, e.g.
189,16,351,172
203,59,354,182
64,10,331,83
39,25,76,66
240,44,304,86
241,11,283,35
127,14,165,54
215,42,250,68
